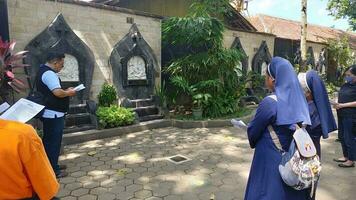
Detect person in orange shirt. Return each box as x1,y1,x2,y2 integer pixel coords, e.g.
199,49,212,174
0,119,59,200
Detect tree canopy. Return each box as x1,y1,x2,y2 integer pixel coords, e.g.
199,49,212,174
327,0,356,30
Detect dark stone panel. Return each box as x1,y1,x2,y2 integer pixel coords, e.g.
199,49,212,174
133,106,159,117
24,13,95,103
139,114,164,122
65,113,91,127
252,41,272,74
110,24,159,100
230,37,248,73
68,104,87,114
274,38,300,65
316,48,327,73
306,46,316,69
0,0,9,41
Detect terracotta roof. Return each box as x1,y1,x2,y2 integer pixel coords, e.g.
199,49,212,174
223,5,257,32
249,14,356,49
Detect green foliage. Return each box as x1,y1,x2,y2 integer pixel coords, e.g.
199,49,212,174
326,37,354,84
189,0,232,17
293,64,301,74
162,0,246,118
97,83,118,107
154,81,168,107
325,82,338,96
162,16,224,49
245,71,265,89
327,0,356,30
96,106,135,129
193,93,212,108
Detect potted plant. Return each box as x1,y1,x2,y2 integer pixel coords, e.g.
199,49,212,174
192,93,211,119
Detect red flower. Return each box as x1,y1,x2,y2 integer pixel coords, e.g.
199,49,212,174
0,37,29,93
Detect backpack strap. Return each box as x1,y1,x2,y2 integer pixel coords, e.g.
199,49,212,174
268,125,284,152
266,95,284,152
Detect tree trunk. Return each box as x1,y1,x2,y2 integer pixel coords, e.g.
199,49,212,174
300,0,308,72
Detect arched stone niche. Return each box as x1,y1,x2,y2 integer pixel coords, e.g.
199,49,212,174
230,37,248,74
110,24,159,100
252,41,272,75
24,13,94,104
316,48,327,74
306,46,316,69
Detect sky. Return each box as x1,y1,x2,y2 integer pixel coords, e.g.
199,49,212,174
246,0,351,31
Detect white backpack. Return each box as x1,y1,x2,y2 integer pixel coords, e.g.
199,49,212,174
269,126,321,192
268,95,321,197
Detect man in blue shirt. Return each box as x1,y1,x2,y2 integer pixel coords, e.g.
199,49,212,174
37,52,76,178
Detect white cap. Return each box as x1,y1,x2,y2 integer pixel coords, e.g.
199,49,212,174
297,73,311,93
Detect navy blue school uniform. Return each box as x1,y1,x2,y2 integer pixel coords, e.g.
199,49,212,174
337,81,356,161
300,70,337,158
245,96,309,200
306,101,322,157
244,57,311,200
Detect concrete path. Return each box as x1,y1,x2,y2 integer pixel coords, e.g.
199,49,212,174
58,127,355,200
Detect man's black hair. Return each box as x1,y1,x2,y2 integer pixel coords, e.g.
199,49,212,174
46,52,65,62
349,65,356,76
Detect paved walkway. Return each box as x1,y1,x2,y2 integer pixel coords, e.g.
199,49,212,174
58,127,355,200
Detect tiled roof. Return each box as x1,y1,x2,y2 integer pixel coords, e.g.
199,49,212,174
249,14,356,49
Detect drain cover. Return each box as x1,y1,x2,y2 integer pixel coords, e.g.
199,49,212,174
167,155,190,164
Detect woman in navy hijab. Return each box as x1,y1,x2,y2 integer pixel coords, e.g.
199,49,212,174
244,57,311,200
333,65,356,168
298,70,337,157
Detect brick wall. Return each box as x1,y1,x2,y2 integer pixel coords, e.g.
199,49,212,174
7,0,161,100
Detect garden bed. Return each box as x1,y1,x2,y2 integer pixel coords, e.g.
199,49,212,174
62,107,256,145
171,107,254,121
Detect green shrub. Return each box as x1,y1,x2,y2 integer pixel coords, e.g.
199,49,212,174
96,106,135,129
97,83,118,107
325,82,338,96
245,71,265,89
162,0,245,118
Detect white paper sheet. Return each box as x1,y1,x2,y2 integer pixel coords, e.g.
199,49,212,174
74,84,85,92
0,102,10,114
0,98,45,123
231,118,248,131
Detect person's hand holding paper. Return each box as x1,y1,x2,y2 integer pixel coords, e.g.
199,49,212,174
74,84,85,92
231,118,248,131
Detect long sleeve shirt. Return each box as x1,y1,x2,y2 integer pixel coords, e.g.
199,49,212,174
0,119,59,200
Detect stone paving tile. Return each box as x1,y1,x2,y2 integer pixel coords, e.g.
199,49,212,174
71,188,89,197
58,127,356,200
97,193,116,200
64,182,82,191
146,197,163,200
78,194,97,200
134,189,153,198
